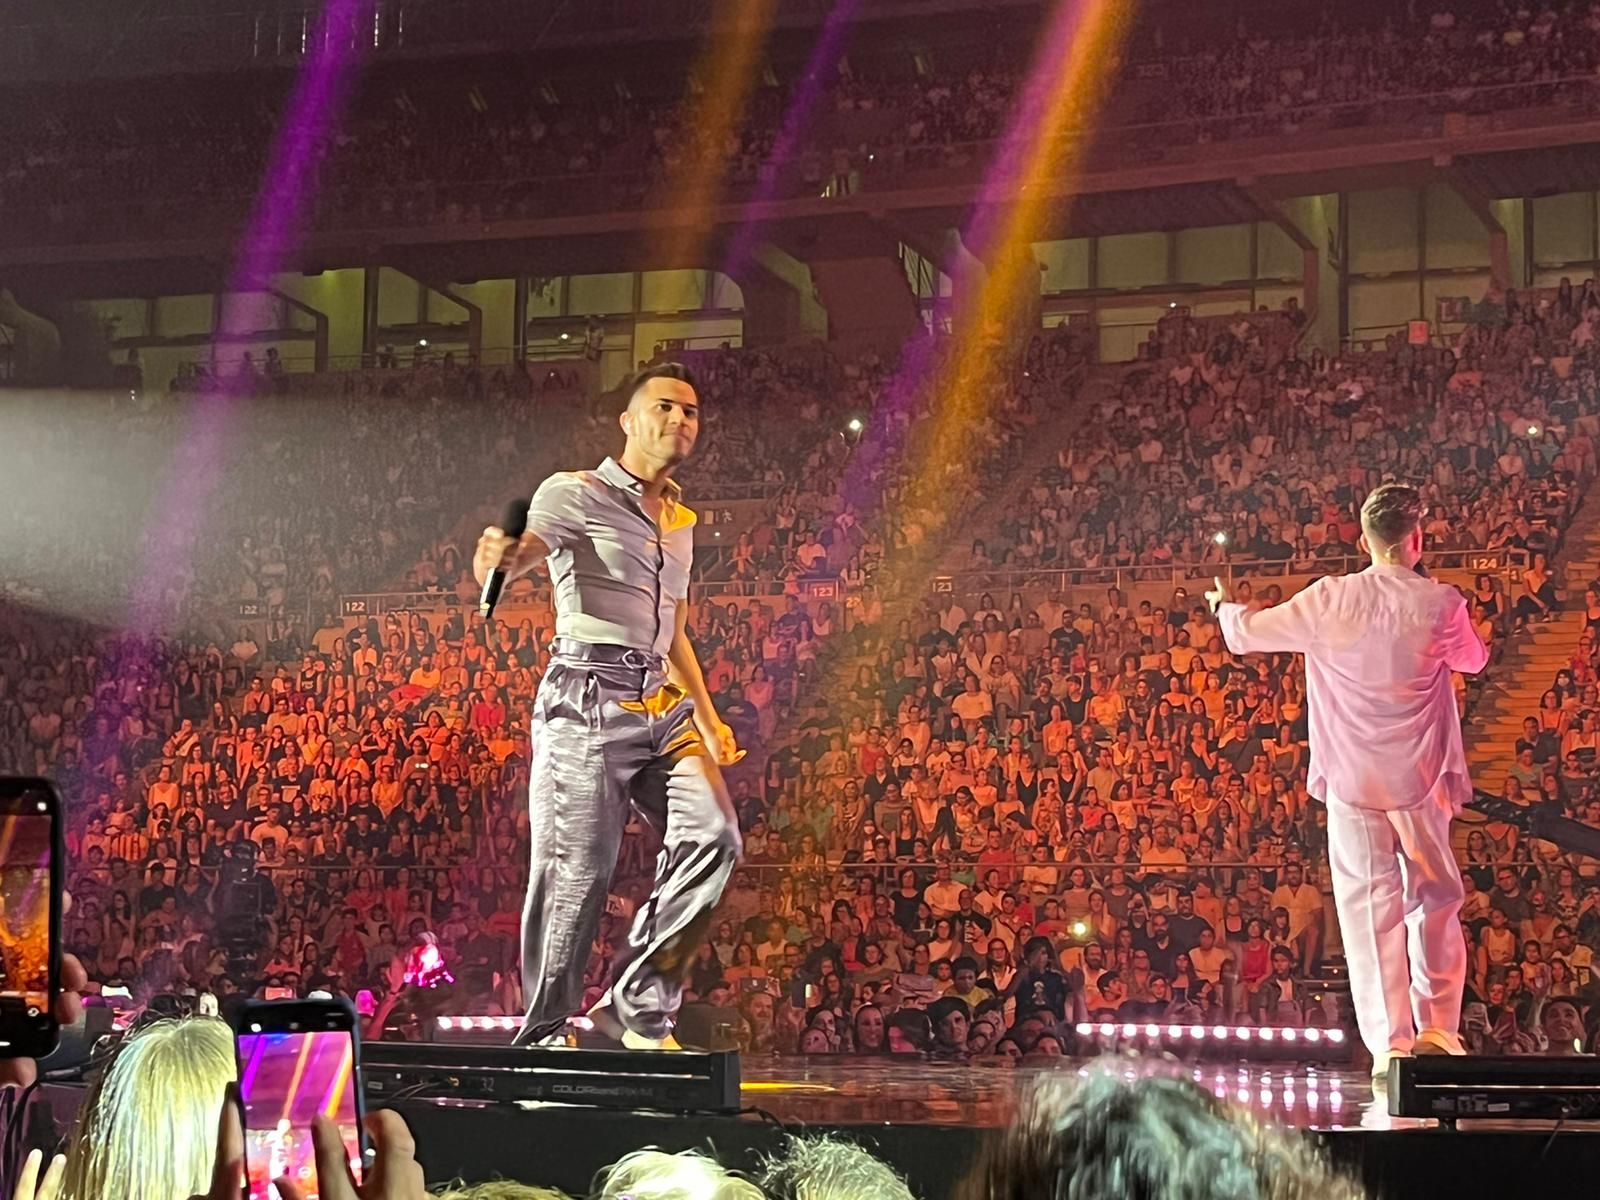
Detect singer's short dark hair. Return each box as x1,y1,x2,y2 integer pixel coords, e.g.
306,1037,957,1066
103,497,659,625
624,361,699,406
1360,483,1423,548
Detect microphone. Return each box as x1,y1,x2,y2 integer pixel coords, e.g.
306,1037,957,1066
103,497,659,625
479,497,529,622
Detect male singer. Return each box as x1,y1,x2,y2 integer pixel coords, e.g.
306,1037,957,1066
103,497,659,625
474,363,742,1049
1206,484,1489,1082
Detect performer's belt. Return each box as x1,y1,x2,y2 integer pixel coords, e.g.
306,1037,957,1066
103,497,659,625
550,639,664,671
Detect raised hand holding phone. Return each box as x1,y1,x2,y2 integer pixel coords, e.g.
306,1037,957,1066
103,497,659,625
188,1089,425,1200
0,778,64,1063
233,999,370,1200
275,1112,426,1200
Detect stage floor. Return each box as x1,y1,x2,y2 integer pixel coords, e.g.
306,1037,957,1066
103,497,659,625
389,1052,1600,1200
739,1057,1380,1130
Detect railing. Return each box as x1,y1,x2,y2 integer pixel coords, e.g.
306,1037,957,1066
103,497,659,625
1341,326,1470,356
727,858,1296,878
934,548,1530,597
166,347,595,380
687,480,786,503
338,573,845,618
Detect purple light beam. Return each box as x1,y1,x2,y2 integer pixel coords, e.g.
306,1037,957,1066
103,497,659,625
131,0,366,633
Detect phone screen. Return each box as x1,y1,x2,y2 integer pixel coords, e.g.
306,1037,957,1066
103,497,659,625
0,786,57,1050
237,1028,362,1200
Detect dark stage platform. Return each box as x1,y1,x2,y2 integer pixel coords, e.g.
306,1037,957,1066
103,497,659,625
390,1054,1600,1200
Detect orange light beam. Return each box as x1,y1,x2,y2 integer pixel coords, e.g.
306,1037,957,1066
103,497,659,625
653,0,781,273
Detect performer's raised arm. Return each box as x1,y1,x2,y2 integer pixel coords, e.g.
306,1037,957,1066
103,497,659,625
1208,575,1326,656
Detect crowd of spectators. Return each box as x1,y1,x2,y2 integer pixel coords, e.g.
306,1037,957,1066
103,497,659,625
7,286,1600,1071
0,315,1084,1051
11,6,1600,244
2,1000,1366,1200
11,284,1600,1064
671,285,1600,1061
0,356,585,637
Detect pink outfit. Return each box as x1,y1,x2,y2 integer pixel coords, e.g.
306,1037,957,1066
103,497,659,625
1217,564,1489,1059
1217,565,1488,813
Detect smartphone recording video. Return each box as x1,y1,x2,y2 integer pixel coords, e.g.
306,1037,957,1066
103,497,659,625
236,999,366,1200
0,777,62,1059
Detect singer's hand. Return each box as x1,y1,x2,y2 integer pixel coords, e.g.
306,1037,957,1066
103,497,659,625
1205,576,1232,614
698,716,743,767
473,526,546,588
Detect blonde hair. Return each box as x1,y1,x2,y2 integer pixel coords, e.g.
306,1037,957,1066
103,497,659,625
759,1135,913,1200
593,1150,765,1200
61,1017,236,1200
433,1182,572,1200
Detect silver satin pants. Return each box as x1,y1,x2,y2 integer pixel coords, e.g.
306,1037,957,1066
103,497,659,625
518,654,741,1041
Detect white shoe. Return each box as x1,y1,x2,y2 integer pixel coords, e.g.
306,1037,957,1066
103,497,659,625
1414,1028,1466,1056
622,1028,683,1052
1370,1047,1410,1087
583,1000,682,1051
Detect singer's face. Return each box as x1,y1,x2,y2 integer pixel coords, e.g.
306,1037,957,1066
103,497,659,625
623,379,700,466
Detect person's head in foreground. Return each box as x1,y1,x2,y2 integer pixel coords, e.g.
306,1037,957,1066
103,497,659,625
759,1134,914,1200
433,1181,572,1200
593,1149,765,1200
958,1067,1367,1200
61,1016,236,1200
1358,483,1423,570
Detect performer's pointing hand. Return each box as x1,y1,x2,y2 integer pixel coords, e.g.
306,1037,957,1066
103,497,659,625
1205,575,1232,615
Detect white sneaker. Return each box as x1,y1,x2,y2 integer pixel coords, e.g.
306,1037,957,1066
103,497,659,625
1370,1047,1410,1087
1414,1028,1466,1055
583,1000,682,1051
622,1028,683,1052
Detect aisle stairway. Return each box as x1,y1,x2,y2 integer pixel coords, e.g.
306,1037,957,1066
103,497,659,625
771,358,1118,740
1462,485,1600,798
930,362,1124,576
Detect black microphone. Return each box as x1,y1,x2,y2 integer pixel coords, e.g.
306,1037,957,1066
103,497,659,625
479,497,529,621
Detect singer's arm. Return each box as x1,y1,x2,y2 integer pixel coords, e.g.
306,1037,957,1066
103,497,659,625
472,474,579,588
1215,579,1326,656
668,599,740,767
472,527,550,588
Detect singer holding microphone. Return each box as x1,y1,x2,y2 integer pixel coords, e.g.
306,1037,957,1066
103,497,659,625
1205,484,1489,1084
474,363,742,1050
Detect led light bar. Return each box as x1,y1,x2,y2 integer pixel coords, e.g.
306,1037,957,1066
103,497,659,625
1073,1022,1347,1060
